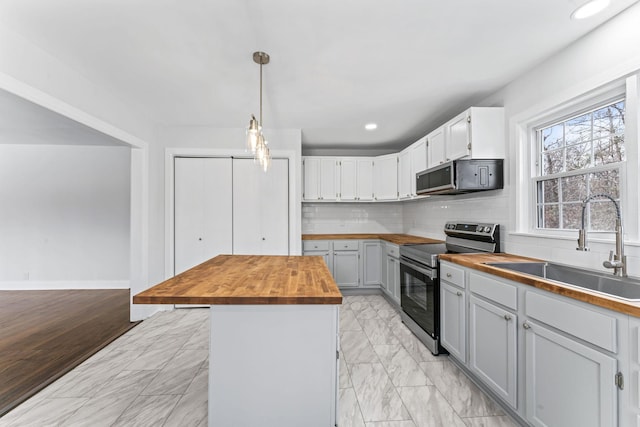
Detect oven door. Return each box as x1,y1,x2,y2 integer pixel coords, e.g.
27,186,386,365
399,257,437,338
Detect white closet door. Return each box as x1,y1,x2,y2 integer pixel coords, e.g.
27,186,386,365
174,157,233,274
233,158,289,255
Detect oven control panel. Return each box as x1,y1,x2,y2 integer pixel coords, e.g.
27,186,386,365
444,222,499,237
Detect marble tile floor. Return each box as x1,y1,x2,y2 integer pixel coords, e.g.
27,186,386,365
0,295,521,427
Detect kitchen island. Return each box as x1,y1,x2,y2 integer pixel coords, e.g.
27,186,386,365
133,255,342,427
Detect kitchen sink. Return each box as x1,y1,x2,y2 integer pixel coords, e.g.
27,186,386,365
485,261,640,301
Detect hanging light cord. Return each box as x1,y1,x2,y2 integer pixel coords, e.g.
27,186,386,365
259,58,263,127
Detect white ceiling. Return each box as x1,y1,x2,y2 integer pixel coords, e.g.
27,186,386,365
0,0,637,150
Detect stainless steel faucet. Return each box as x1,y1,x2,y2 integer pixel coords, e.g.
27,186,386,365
576,193,627,277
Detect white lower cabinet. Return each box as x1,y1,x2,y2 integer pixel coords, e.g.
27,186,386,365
523,320,617,427
386,256,400,303
469,295,517,408
362,240,382,286
439,261,629,427
382,243,400,304
440,281,466,362
333,249,359,288
303,239,386,290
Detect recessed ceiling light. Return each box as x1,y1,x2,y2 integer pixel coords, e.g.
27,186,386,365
365,123,378,131
571,0,610,20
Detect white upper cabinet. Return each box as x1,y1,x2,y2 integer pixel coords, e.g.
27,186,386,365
427,126,446,169
338,158,374,201
302,106,503,203
339,158,357,201
320,158,339,201
303,157,320,201
410,137,427,197
398,148,412,199
303,157,339,201
356,159,374,201
447,110,472,161
304,156,375,202
427,107,504,169
373,154,398,201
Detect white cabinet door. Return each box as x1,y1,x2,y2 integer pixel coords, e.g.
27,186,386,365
362,241,381,286
427,127,446,168
333,251,359,288
339,158,357,201
381,247,388,292
389,257,400,303
446,110,471,161
524,320,617,427
174,157,233,275
373,154,398,200
469,295,517,409
410,137,427,196
233,158,289,255
384,255,400,303
441,281,466,362
356,159,374,201
398,148,411,199
303,157,320,201
384,255,393,296
320,158,339,201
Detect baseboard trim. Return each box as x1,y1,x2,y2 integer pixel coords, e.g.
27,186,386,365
0,280,130,290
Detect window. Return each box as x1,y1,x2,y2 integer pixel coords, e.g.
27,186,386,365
535,99,625,231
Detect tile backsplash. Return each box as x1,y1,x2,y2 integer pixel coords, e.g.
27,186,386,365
301,192,509,238
403,192,511,242
302,202,404,234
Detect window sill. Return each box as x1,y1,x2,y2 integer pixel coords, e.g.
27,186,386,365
508,231,640,248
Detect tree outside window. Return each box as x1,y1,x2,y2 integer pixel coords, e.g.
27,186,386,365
536,100,625,231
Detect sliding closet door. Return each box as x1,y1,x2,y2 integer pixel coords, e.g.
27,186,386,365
174,157,233,274
232,158,289,255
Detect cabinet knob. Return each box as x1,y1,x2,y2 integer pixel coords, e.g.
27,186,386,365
523,322,531,330
198,238,202,241
504,314,512,321
456,291,462,296
446,273,452,278
262,237,266,241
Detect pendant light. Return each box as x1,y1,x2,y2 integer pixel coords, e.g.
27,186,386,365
246,51,271,172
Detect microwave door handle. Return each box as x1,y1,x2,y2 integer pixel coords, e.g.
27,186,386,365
400,258,435,279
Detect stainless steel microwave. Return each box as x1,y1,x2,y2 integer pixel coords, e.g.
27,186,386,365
416,159,504,195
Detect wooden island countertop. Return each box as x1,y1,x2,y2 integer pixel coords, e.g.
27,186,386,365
133,255,342,306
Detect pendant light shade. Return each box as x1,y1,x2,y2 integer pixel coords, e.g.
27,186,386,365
246,51,271,172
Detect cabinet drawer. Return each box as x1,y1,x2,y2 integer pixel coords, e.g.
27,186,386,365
333,240,359,251
470,272,517,310
386,244,399,258
440,262,465,288
303,241,330,251
526,291,617,353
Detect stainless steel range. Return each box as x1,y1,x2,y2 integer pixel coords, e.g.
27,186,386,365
399,222,500,355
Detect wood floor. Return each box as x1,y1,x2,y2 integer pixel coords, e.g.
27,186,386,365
0,289,138,417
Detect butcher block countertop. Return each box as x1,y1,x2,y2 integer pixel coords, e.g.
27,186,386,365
440,252,640,317
133,255,342,306
302,233,443,245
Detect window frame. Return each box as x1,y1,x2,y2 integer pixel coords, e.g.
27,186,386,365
532,96,626,233
519,76,638,241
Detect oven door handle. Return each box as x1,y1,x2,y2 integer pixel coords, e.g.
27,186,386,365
400,257,435,279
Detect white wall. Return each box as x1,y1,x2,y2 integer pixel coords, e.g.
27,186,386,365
0,145,131,288
302,202,404,234
404,3,640,277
